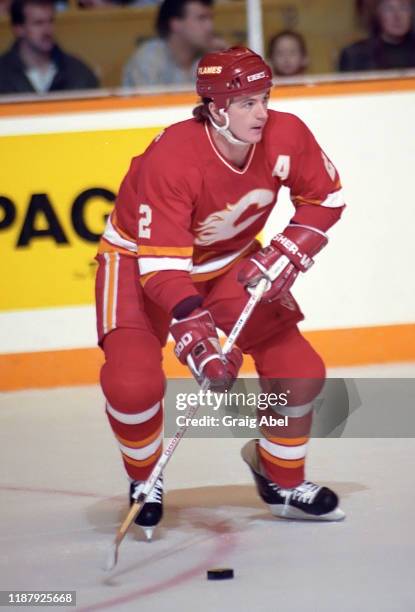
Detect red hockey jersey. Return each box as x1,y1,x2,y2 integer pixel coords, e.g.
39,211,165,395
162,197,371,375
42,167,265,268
98,110,344,311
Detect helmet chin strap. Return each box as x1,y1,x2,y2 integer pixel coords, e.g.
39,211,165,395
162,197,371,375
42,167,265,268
208,108,249,146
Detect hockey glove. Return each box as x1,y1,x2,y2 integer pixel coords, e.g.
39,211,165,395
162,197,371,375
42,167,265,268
170,309,243,392
238,224,328,302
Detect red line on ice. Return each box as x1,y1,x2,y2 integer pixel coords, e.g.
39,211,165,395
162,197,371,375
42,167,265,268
1,483,238,607
0,484,108,499
78,531,238,611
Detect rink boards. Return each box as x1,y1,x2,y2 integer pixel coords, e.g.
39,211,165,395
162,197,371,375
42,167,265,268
1,78,414,389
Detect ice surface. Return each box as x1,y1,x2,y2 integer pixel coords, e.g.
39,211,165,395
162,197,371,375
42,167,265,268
1,364,414,611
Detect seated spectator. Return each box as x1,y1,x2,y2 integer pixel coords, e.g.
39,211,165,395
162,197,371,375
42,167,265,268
268,30,309,77
0,0,68,15
78,0,115,7
0,0,99,95
123,0,222,87
338,0,415,71
79,0,161,6
0,0,11,15
355,0,378,29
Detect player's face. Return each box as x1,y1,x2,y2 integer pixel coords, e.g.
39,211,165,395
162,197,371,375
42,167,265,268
15,4,55,54
377,0,412,39
227,90,270,144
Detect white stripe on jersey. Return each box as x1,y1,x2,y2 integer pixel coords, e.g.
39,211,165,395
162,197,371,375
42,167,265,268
138,257,193,275
103,216,137,252
320,189,345,208
138,241,254,276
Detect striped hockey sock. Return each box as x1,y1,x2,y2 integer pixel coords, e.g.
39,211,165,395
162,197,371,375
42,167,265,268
258,402,313,489
106,400,163,481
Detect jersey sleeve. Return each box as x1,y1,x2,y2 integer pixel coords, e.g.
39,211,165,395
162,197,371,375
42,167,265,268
135,143,203,315
278,116,346,231
136,163,195,275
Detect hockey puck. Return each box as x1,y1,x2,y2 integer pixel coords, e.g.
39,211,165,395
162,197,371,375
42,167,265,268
207,568,234,580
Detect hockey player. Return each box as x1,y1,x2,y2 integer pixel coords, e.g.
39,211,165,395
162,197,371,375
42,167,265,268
95,46,346,540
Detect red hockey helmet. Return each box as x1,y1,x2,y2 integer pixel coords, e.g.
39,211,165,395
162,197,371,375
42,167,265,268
196,46,273,109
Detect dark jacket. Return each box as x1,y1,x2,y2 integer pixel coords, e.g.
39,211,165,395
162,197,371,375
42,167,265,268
338,32,415,72
0,41,99,95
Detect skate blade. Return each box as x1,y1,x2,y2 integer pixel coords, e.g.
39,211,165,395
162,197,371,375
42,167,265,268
269,504,346,522
140,526,155,541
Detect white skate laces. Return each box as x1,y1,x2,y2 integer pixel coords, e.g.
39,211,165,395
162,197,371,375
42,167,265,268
147,479,163,503
129,476,164,540
131,477,163,504
270,481,321,516
242,439,345,521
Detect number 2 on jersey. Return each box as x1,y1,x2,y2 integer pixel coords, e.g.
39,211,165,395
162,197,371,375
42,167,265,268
138,203,152,238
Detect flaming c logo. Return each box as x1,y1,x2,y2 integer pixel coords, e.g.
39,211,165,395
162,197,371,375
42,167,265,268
194,189,274,246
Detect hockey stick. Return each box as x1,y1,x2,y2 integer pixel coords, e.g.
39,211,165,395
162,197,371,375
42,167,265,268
105,262,286,571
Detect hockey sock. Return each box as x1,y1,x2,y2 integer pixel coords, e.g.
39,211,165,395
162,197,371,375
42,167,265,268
258,401,313,488
251,326,325,489
106,399,163,481
100,328,166,482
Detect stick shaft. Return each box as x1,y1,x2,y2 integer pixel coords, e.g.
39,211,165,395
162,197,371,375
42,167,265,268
112,380,210,551
109,279,269,566
222,276,268,354
222,254,290,353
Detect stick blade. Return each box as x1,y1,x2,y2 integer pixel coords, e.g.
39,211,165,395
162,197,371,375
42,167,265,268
104,541,119,572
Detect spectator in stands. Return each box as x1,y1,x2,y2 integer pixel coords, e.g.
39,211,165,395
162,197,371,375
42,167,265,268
78,0,120,8
338,0,415,71
0,0,11,16
122,0,224,87
78,0,161,6
0,0,99,95
268,30,309,77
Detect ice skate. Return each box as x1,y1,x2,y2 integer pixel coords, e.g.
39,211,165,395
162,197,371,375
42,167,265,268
129,476,164,540
241,440,345,521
